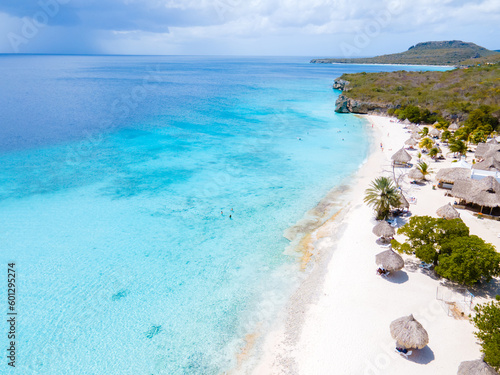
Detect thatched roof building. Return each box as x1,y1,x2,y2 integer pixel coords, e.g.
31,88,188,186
473,157,500,172
475,143,500,160
390,314,429,349
451,176,500,210
436,203,460,219
376,250,405,272
372,221,396,238
457,359,498,375
435,168,471,184
449,123,461,131
392,148,412,165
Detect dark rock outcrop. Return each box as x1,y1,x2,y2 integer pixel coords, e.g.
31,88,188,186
334,95,395,114
335,95,350,113
333,79,350,91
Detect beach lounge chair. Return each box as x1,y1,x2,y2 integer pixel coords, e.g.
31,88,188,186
419,262,433,270
395,347,412,358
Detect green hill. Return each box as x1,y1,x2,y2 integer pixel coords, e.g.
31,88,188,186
333,63,500,129
312,41,500,66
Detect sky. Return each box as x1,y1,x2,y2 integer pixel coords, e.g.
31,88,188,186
0,0,498,56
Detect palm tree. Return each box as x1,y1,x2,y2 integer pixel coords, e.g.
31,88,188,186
364,177,402,220
449,139,467,158
419,137,434,152
416,161,432,180
441,130,452,143
428,147,439,159
420,127,429,136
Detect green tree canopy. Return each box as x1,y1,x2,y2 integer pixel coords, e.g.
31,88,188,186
419,137,434,151
448,139,468,157
393,216,500,286
436,235,500,285
393,216,469,264
473,301,500,370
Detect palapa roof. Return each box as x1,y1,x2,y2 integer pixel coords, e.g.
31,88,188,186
403,119,411,125
375,250,405,272
435,168,470,183
457,359,498,375
408,168,424,180
486,138,499,144
390,314,429,349
483,149,500,161
473,157,500,172
372,221,396,238
451,176,500,208
411,131,422,140
405,138,418,146
392,148,412,163
429,128,441,137
436,203,460,219
449,123,461,131
475,143,500,159
399,194,409,208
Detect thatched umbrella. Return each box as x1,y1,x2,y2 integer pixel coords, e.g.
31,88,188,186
399,194,409,209
405,138,418,146
429,128,441,137
451,176,500,213
486,138,499,145
408,168,424,180
376,250,404,272
390,314,429,349
372,221,396,239
435,168,470,184
449,123,461,131
436,203,460,219
457,359,498,375
411,131,422,140
403,119,411,125
392,148,412,165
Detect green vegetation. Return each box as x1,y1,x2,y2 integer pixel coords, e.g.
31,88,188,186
363,177,401,220
473,301,500,370
335,64,500,131
311,40,500,66
428,147,439,159
448,139,468,157
392,216,500,286
416,162,432,180
419,137,434,151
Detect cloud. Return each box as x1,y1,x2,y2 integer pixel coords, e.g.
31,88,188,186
0,0,498,55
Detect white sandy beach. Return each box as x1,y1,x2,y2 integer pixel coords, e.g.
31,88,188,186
251,115,500,375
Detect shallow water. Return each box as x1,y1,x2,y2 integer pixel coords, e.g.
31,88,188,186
0,56,448,374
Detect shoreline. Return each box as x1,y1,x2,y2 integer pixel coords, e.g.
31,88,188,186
311,61,455,69
249,114,500,374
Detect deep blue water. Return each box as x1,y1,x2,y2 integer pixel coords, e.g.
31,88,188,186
0,56,448,374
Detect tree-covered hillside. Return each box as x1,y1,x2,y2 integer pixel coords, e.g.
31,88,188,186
334,63,500,127
312,41,500,66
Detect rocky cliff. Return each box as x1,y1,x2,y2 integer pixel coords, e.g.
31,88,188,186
334,95,393,114
333,78,393,114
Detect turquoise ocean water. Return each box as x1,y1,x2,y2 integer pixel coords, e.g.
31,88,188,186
0,56,446,374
